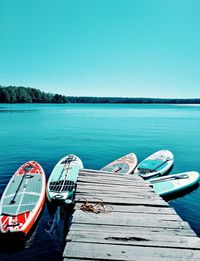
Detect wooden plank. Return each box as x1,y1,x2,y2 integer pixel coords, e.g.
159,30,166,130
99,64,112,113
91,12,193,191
77,184,153,192
67,230,200,250
76,192,161,200
74,195,168,207
64,258,189,261
72,210,191,230
78,175,144,184
75,186,155,194
80,169,139,179
74,208,182,221
75,203,177,215
63,242,200,260
76,184,155,192
77,175,146,183
77,176,150,187
69,223,196,237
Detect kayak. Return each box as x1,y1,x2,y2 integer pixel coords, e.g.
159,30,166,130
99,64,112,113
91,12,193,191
46,154,83,204
150,171,200,197
134,150,174,179
100,153,138,174
0,161,46,235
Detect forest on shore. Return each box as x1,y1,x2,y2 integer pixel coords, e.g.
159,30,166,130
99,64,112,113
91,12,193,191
0,85,200,104
0,86,67,103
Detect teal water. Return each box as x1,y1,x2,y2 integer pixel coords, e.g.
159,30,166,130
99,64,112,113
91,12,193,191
0,103,200,260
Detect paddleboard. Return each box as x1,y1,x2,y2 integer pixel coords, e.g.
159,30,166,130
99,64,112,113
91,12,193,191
100,153,138,174
134,150,174,179
150,171,200,197
46,154,83,204
0,161,46,235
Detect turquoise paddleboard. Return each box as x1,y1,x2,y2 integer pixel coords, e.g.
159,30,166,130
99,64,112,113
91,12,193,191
46,154,83,204
134,150,174,179
150,171,200,197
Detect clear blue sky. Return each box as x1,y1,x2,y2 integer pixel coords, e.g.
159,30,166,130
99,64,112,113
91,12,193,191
0,0,200,98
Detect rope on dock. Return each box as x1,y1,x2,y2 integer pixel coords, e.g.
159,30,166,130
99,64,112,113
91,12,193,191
78,198,113,214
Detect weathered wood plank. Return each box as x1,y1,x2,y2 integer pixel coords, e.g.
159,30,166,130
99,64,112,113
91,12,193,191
78,176,143,185
76,184,154,192
69,223,196,237
77,175,149,186
76,184,155,192
73,208,182,221
67,230,200,250
76,192,161,200
63,242,200,260
77,175,146,183
75,195,168,207
74,204,177,215
72,210,190,230
80,169,139,179
64,258,188,261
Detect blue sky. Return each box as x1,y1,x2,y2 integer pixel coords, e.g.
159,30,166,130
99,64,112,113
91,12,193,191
0,0,200,98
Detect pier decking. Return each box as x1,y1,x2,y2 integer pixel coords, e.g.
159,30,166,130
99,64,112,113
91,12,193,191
63,169,200,260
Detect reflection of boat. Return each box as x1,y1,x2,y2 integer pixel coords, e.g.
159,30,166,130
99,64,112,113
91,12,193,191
134,150,174,179
0,161,46,235
100,153,137,174
46,154,83,204
150,171,200,197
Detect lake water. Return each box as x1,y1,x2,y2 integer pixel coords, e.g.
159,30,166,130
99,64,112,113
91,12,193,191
0,103,200,260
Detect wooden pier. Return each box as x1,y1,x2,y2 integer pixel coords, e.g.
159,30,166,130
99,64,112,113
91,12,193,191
63,169,200,260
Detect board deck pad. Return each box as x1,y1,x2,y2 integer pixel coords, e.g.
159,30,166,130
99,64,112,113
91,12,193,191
49,180,75,192
0,161,46,234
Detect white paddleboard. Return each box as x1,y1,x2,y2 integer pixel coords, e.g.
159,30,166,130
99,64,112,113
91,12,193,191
150,171,200,197
100,153,138,174
134,150,174,179
46,154,83,204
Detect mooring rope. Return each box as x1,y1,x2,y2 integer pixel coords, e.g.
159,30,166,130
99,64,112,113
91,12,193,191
78,198,113,214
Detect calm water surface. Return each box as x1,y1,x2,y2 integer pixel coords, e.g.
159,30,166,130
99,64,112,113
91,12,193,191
0,103,200,260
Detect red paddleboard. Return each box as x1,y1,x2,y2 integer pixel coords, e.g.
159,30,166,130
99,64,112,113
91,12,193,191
0,161,46,235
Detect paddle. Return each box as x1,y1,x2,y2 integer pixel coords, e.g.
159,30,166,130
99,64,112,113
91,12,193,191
56,155,77,195
58,155,75,182
150,174,189,184
9,164,33,204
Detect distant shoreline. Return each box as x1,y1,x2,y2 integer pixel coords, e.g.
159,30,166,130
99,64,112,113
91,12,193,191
0,86,199,104
1,100,200,105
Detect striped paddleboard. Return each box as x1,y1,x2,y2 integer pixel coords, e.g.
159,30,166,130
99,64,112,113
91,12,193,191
0,161,46,235
46,154,83,204
100,153,138,174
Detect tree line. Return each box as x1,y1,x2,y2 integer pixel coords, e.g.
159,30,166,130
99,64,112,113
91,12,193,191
67,96,200,104
0,86,199,104
0,86,67,103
